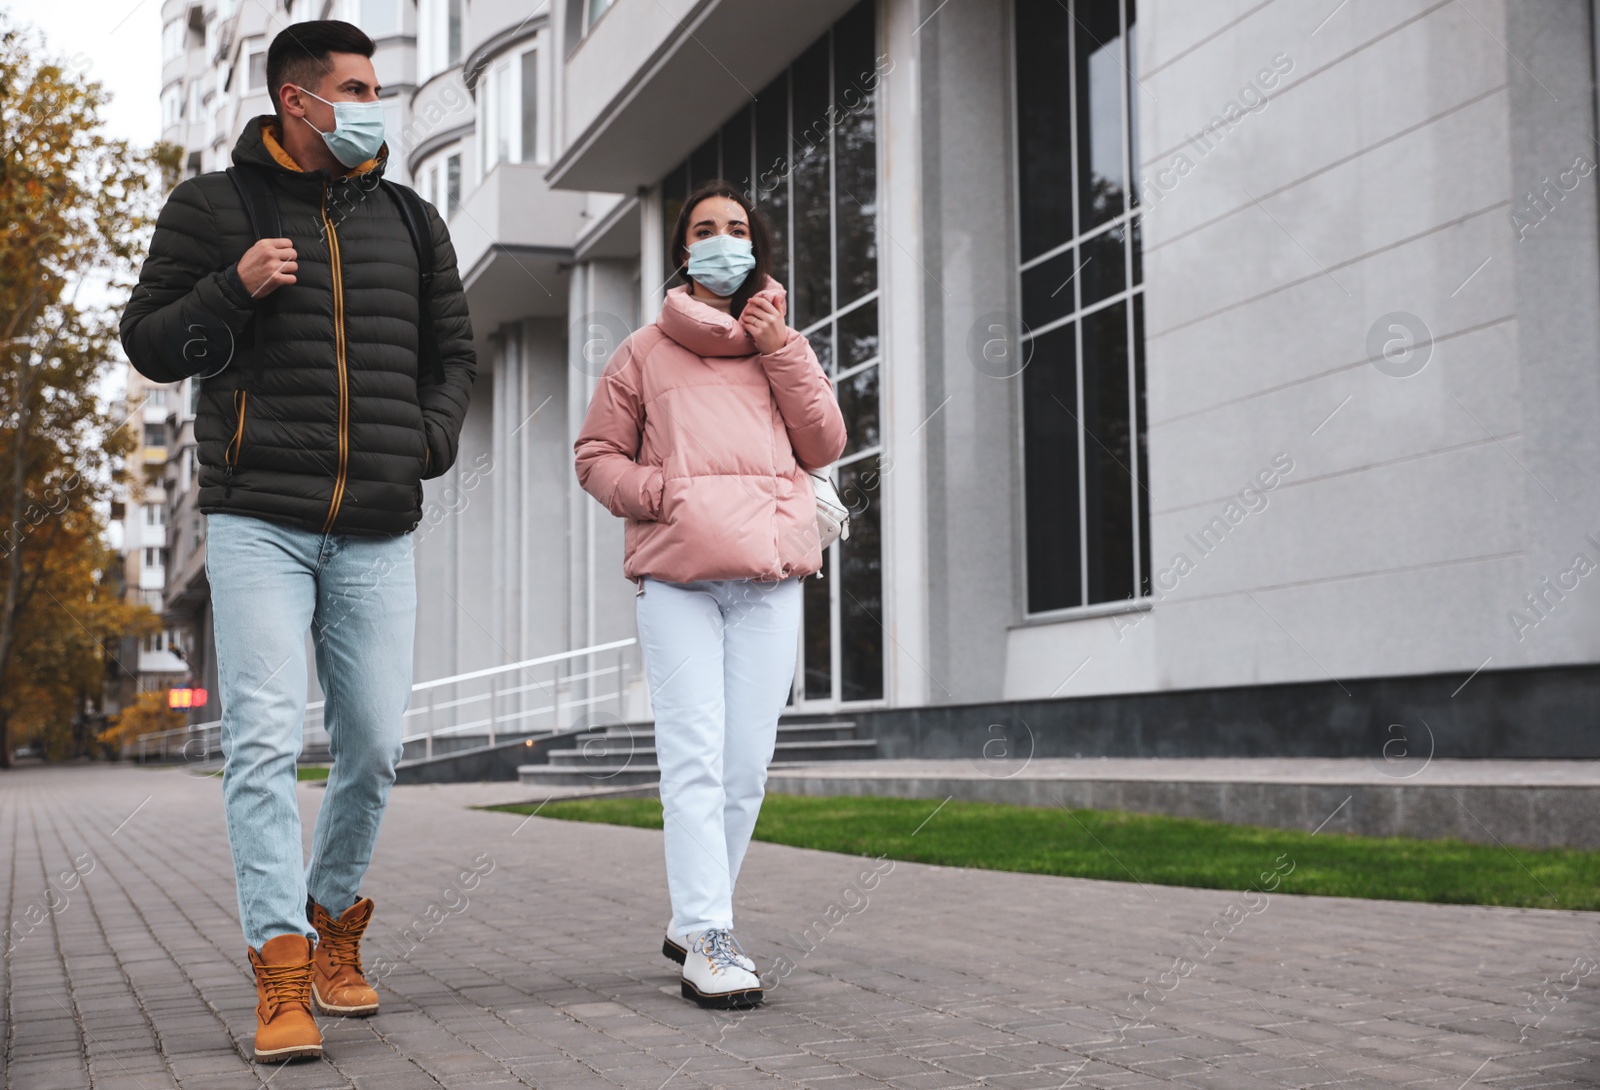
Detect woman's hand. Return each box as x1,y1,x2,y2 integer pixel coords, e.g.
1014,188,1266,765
741,295,788,354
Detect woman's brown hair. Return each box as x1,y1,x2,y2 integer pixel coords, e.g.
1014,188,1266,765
669,179,774,319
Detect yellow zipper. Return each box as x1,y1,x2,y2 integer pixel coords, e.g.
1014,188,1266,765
223,389,247,497
225,390,248,464
320,184,350,533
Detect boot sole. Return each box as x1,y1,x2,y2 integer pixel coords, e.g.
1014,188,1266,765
662,937,687,965
252,1042,322,1062
681,979,763,1010
312,984,379,1017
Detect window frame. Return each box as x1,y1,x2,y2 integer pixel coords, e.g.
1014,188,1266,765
242,38,267,94
477,37,548,181
1010,0,1149,622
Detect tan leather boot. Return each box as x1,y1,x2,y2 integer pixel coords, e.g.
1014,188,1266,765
309,897,380,1016
248,934,323,1062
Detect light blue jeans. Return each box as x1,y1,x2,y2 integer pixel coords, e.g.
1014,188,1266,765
635,576,802,935
205,512,416,950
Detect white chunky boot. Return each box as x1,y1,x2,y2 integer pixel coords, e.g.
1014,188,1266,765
680,928,763,1009
663,921,755,971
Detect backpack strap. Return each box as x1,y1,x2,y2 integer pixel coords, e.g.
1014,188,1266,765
381,179,446,386
225,166,280,388
227,164,281,239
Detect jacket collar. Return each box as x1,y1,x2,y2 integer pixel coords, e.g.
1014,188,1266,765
232,115,387,181
657,277,786,358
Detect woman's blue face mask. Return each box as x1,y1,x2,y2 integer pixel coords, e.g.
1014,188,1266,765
686,234,756,297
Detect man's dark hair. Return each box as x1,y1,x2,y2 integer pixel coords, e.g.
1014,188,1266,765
265,21,375,116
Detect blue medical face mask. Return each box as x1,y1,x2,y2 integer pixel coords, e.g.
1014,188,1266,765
296,86,386,168
686,234,756,297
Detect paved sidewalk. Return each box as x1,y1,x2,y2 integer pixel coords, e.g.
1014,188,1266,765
0,765,1596,1090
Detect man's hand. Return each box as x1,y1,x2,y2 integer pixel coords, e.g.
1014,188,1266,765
235,238,298,299
741,294,787,354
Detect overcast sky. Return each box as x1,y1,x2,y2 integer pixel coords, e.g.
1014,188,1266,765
9,0,164,147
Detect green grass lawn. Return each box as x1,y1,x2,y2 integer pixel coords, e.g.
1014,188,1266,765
172,761,328,777
489,794,1600,911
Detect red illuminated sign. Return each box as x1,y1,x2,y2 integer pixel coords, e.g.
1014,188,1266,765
168,688,208,709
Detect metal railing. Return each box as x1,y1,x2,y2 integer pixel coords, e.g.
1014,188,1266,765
126,637,640,765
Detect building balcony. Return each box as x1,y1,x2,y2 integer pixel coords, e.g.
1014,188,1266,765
549,0,858,192
163,535,208,626
451,161,588,331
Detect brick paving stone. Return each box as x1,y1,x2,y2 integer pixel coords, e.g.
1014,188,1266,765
4,766,1600,1089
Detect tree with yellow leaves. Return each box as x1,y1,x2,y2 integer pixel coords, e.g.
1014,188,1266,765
98,689,186,757
0,15,181,766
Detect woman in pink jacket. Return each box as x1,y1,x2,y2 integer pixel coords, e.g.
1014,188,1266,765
575,180,847,1010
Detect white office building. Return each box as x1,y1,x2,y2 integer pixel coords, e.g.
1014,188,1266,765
152,0,1600,758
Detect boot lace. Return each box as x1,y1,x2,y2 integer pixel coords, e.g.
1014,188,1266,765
692,928,745,972
258,961,312,1016
318,917,365,972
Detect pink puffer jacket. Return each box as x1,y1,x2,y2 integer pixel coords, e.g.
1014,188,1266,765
575,278,848,583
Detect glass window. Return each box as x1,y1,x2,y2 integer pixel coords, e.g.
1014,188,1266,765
655,0,882,704
162,86,182,128
447,0,462,66
144,422,167,447
832,0,877,311
789,37,830,330
587,0,613,29
245,43,267,92
1015,0,1149,613
478,57,516,175
446,154,461,215
719,104,753,197
838,456,883,702
520,48,539,163
162,19,183,61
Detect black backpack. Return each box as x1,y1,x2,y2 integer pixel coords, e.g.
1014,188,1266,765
226,164,445,385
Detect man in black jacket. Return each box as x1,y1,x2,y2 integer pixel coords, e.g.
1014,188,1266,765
121,21,475,1063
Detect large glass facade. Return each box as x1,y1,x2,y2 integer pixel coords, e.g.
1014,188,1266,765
1015,0,1150,614
657,0,883,703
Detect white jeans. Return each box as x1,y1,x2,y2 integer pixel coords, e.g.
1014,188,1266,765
635,575,802,934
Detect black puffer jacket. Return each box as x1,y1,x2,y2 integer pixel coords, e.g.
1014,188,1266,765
122,117,476,536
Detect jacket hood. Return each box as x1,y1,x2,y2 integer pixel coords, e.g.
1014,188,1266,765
657,276,786,358
232,115,387,180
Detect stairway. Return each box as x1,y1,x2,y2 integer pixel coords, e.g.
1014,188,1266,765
517,719,876,788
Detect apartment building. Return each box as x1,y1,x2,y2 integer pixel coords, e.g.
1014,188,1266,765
106,371,187,714
147,0,1600,756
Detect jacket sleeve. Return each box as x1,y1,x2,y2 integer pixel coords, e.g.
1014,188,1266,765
574,336,665,521
418,203,478,480
759,330,848,471
120,178,259,384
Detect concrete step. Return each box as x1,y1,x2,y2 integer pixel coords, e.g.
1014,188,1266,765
546,738,879,768
575,721,860,745
518,759,823,789
760,758,1600,850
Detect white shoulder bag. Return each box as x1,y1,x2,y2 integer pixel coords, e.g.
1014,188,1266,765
810,470,851,551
